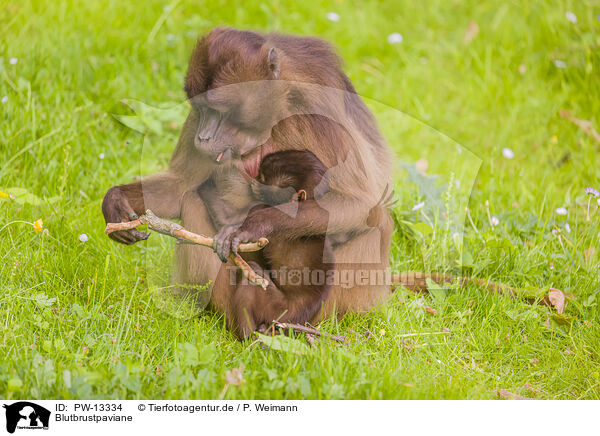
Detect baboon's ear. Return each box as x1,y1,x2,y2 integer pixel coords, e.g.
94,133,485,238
297,189,307,201
267,47,280,79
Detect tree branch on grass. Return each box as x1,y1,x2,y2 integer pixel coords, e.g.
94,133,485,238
391,272,564,312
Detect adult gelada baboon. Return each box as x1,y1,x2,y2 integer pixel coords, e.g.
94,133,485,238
102,27,397,329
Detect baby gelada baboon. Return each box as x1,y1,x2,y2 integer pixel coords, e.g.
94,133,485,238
231,150,334,339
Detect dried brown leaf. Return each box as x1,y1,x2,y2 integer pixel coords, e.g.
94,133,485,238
425,306,437,316
497,389,536,400
225,365,245,386
522,383,538,395
548,288,565,314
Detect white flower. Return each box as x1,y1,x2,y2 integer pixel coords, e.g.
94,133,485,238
565,223,571,233
490,216,500,227
166,33,176,41
78,234,89,242
1,96,7,104
326,12,340,22
553,60,567,69
502,148,515,159
556,207,568,216
412,201,425,211
99,153,105,159
565,11,577,23
387,33,403,44
597,198,600,207
9,58,17,65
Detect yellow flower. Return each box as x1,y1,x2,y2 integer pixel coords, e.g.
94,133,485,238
380,329,386,336
33,219,43,233
0,190,8,199
551,135,558,143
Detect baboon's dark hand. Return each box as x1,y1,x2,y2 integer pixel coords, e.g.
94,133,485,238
102,187,150,245
229,221,271,257
213,224,241,262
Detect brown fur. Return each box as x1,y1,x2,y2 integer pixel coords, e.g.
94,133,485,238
226,150,333,339
103,28,489,339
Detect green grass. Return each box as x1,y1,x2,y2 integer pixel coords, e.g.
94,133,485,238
1,0,600,399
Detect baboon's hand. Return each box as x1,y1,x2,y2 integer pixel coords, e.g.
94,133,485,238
213,223,241,262
229,219,271,257
102,187,150,245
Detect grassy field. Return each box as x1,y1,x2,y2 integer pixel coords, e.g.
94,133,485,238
1,0,599,399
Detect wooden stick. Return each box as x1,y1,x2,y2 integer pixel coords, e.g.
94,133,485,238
231,253,269,290
105,210,268,252
105,209,269,289
104,219,143,233
272,321,346,343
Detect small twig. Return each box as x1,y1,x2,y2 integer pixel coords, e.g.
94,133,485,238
272,321,346,343
105,209,269,289
305,333,317,349
305,321,319,331
560,110,600,144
